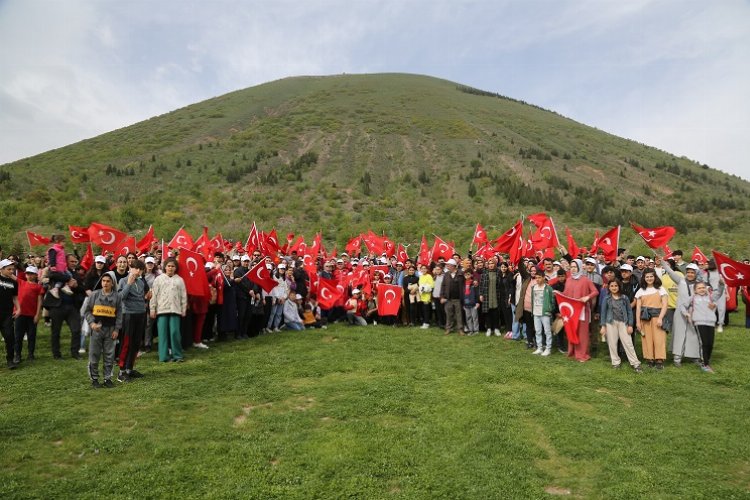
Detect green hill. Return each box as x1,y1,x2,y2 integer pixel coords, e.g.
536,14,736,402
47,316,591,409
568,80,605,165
1,73,748,255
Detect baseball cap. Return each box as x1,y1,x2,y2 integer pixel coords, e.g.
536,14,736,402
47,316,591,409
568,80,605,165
25,265,38,274
446,259,457,266
145,256,156,264
94,255,107,264
241,255,251,261
0,259,14,269
620,264,633,272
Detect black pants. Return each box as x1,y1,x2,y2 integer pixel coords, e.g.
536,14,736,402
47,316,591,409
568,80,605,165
432,297,445,328
478,309,486,331
500,303,513,331
121,312,146,370
14,316,38,359
486,308,500,331
408,301,420,326
236,299,252,338
49,304,81,358
1,313,14,364
696,325,715,365
421,302,432,325
522,310,535,346
203,304,220,341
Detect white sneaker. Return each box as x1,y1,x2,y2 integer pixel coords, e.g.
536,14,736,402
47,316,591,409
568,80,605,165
717,325,723,333
193,342,209,349
494,329,501,336
78,348,86,354
421,323,429,329
61,285,74,296
486,329,492,337
49,287,60,299
532,348,543,355
541,348,551,357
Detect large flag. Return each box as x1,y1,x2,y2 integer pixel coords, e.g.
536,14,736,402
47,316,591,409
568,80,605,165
417,235,431,266
472,223,489,246
527,212,549,228
210,233,225,254
595,226,620,262
192,227,212,261
554,292,586,345
396,244,409,264
168,227,194,250
630,222,676,250
509,230,526,264
530,216,559,250
317,277,343,309
692,246,708,265
494,220,523,253
245,222,260,254
88,222,128,251
377,283,403,316
382,237,396,258
244,260,279,293
363,230,384,255
177,247,210,296
712,251,750,287
265,229,280,255
475,243,496,260
565,227,580,258
112,236,137,258
136,225,157,253
430,236,454,261
68,225,91,244
26,230,50,247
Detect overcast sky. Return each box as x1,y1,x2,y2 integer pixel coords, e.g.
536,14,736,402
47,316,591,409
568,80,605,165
1,0,748,180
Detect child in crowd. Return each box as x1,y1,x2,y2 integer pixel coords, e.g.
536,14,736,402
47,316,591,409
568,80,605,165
600,279,642,373
46,235,73,298
530,271,554,356
13,265,44,364
463,271,480,335
681,280,725,373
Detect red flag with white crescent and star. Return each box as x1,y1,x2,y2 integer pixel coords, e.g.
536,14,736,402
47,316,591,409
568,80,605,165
530,216,560,251
473,223,488,246
417,235,431,266
177,247,210,296
136,225,157,253
596,226,620,262
168,227,194,250
494,220,523,253
26,230,51,247
68,225,91,244
88,222,128,251
112,236,137,258
554,291,585,345
317,276,343,309
377,283,403,316
565,227,580,258
192,227,212,261
712,250,750,287
241,259,277,293
396,244,409,264
692,246,708,265
430,236,453,261
630,222,676,250
80,244,94,271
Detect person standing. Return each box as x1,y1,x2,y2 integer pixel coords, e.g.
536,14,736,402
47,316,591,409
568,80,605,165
600,279,642,373
84,272,122,388
150,258,188,362
479,259,503,336
681,280,725,373
48,254,85,360
530,272,554,356
635,269,669,370
117,259,149,382
440,259,465,335
0,259,19,370
417,265,434,329
13,265,44,364
562,259,599,362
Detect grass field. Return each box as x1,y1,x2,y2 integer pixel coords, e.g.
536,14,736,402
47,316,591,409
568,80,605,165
2,315,750,499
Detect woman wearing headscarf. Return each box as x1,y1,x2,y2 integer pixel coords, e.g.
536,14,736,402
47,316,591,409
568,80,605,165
661,260,703,366
562,259,599,362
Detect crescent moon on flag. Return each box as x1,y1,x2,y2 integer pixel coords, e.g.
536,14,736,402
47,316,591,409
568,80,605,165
100,231,116,245
601,237,612,246
186,257,199,276
559,302,574,320
320,287,332,300
121,246,130,255
303,255,312,266
384,289,396,301
177,236,188,246
507,226,516,237
540,227,552,239
72,230,83,239
720,263,738,281
439,243,449,252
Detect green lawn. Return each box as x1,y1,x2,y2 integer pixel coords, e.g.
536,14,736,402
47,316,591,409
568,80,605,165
2,315,749,499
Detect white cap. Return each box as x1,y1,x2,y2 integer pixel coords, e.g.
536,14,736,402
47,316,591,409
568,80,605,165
553,261,561,266
585,257,597,265
0,259,14,269
232,255,241,260
295,294,303,300
205,262,214,269
686,263,700,271
352,288,360,294
446,259,457,266
278,263,287,268
336,259,344,263
25,265,38,274
94,255,107,264
145,256,156,264
362,260,370,266
620,264,633,272
241,255,251,261
636,256,646,262
396,261,404,266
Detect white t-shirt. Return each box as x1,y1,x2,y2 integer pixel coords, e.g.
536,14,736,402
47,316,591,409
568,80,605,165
634,286,667,299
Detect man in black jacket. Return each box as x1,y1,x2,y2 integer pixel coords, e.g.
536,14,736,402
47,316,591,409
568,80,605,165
440,259,465,335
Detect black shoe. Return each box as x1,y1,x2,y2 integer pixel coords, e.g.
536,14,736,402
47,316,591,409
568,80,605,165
7,362,18,370
634,365,643,374
128,370,144,379
612,364,621,369
117,372,130,383
103,379,114,388
72,354,81,360
655,362,664,371
27,354,35,361
54,355,64,360
92,380,101,389
173,358,184,363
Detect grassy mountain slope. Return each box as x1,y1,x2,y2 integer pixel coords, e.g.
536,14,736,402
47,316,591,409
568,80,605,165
1,73,748,255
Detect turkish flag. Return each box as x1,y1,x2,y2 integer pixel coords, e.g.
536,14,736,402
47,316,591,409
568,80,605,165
310,233,323,258
345,235,362,256
112,236,137,258
177,247,210,296
244,259,279,293
265,229,280,255
596,226,620,262
377,284,403,316
527,212,549,228
396,244,409,264
530,216,559,250
418,235,431,266
168,228,194,250
692,246,708,265
473,223,489,246
317,277,343,309
88,222,128,251
476,243,496,260
509,230,526,264
136,225,157,253
554,292,586,345
371,265,390,279
712,251,750,287
288,236,305,255
245,222,260,254
363,230,384,255
26,230,51,247
494,220,523,253
192,227,212,260
68,225,91,244
630,222,676,250
589,230,599,257
80,244,94,271
565,227,580,258
383,237,396,258
431,236,453,261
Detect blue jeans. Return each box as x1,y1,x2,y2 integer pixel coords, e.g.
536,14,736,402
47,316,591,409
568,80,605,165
534,315,552,350
511,304,525,340
285,321,305,331
267,303,284,330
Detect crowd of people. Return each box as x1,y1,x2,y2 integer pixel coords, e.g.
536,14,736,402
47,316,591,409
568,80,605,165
1,237,749,386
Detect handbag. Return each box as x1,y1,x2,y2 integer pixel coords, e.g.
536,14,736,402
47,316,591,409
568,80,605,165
640,308,652,321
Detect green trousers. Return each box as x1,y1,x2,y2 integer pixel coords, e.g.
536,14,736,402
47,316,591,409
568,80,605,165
157,314,183,362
